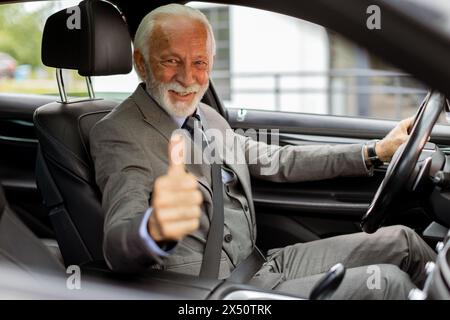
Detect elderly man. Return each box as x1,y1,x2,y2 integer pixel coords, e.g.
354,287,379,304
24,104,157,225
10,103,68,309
90,4,436,299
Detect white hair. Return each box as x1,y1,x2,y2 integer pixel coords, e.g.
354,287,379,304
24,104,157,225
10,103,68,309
133,3,216,77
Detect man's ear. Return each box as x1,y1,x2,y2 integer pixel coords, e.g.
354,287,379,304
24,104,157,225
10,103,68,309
134,49,146,81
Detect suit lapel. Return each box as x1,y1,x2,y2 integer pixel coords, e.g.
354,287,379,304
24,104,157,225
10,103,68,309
132,85,255,226
131,84,213,201
132,84,178,142
199,104,256,222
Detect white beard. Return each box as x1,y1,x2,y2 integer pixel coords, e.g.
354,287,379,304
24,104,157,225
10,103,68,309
144,65,208,118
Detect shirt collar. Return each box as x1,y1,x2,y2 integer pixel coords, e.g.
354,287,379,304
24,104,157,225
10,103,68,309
172,115,187,128
172,107,203,128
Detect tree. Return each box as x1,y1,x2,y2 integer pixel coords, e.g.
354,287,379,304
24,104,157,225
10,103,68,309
0,3,58,70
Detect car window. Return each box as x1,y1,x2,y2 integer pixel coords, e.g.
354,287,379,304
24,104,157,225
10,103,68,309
0,1,444,124
185,2,441,124
0,0,139,101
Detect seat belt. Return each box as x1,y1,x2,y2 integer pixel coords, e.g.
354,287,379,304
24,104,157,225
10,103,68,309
183,114,224,279
199,154,265,282
228,246,266,283
199,163,225,278
185,114,263,281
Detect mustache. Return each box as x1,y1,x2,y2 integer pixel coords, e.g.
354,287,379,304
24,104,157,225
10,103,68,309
155,81,203,95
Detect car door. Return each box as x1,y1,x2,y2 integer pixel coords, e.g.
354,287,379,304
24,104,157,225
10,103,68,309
0,0,88,238
0,93,55,238
227,108,450,251
192,2,450,252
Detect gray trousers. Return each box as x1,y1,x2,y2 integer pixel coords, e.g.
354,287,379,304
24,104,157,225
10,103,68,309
249,225,436,299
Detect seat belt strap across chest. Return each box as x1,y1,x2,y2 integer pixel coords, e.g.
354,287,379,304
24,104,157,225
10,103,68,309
199,163,225,278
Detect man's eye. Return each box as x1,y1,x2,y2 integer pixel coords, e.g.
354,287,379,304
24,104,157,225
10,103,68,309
163,59,178,66
194,61,207,67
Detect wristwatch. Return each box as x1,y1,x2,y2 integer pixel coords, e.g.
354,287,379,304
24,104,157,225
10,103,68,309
366,140,384,167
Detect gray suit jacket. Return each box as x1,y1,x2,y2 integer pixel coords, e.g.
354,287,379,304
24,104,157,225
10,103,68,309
89,84,370,277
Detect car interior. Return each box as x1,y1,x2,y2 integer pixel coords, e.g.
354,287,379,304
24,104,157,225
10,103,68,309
0,0,449,299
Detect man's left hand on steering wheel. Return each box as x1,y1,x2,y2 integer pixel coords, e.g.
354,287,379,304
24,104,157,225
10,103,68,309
376,117,414,161
364,117,414,166
361,91,447,234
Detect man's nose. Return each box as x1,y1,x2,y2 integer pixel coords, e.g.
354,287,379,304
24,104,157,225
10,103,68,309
176,63,196,87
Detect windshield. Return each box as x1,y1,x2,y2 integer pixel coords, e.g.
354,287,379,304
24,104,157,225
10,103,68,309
387,0,450,37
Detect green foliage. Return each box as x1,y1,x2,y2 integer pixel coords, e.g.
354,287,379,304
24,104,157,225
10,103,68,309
0,3,57,69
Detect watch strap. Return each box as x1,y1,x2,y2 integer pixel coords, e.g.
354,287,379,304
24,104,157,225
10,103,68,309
366,140,384,167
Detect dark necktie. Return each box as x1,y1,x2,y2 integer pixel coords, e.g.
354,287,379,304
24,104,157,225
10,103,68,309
182,113,201,136
182,113,208,152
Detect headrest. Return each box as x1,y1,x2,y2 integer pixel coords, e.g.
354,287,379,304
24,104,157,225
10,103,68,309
42,0,132,76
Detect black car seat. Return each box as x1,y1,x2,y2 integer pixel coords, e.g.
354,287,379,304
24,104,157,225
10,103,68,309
34,0,132,266
0,183,64,276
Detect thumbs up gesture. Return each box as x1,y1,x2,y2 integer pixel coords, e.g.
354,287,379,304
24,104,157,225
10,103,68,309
148,135,203,242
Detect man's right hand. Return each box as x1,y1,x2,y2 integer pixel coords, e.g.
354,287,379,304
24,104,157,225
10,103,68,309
148,134,203,242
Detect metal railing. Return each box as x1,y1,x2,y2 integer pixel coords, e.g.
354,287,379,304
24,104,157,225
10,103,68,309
211,69,428,117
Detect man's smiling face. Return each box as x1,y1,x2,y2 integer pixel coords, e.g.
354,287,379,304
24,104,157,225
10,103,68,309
142,16,213,117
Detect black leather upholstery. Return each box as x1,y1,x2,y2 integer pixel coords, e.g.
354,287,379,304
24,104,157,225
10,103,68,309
35,0,132,266
34,102,115,265
42,0,132,76
0,184,5,217
0,183,64,275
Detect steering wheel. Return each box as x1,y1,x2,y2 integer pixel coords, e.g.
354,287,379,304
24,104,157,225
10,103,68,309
361,91,447,233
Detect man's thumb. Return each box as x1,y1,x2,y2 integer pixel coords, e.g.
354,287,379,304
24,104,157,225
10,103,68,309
168,134,186,173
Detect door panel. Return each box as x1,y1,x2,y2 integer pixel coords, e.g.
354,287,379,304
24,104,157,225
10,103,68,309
228,108,450,145
227,108,442,251
0,94,56,238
